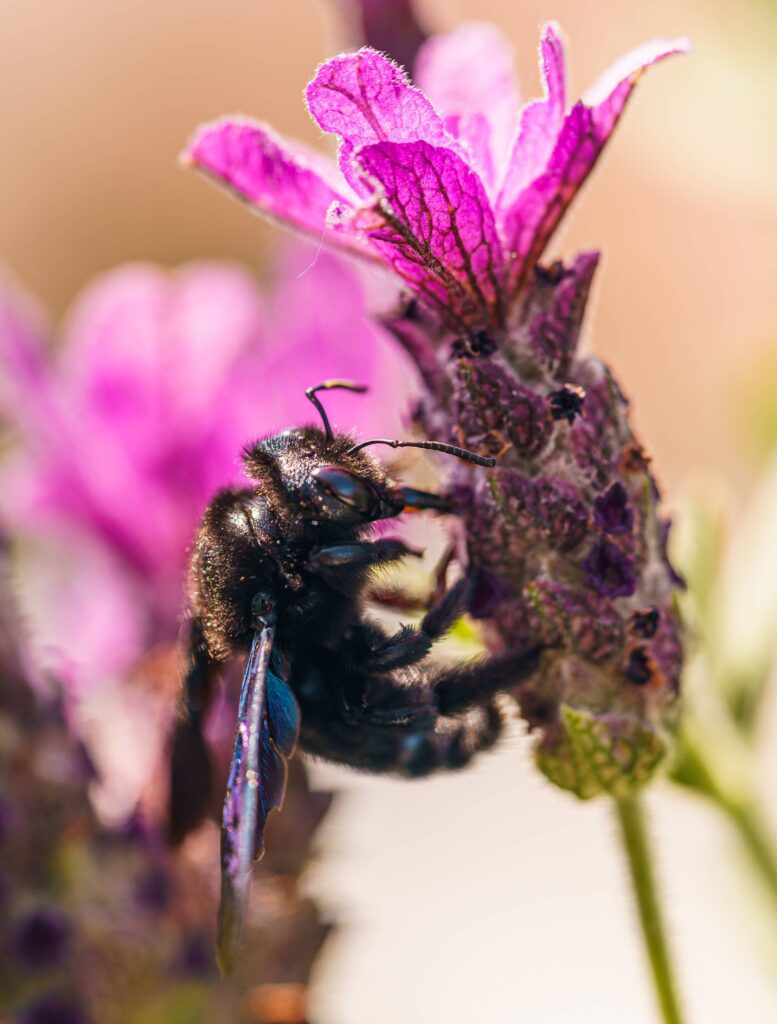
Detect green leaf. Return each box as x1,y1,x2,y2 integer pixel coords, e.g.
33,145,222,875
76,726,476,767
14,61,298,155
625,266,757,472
536,705,666,800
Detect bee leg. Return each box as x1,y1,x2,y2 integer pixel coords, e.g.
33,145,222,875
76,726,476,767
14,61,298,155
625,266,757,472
426,544,456,607
363,574,475,673
307,539,422,572
350,616,546,732
299,691,505,777
323,644,546,771
431,640,545,715
365,586,428,613
168,617,218,846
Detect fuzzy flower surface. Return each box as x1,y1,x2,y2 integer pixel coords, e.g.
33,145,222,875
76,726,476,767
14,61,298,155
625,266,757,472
186,23,689,798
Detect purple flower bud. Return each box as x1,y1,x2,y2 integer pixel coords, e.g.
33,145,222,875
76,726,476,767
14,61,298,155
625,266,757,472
133,867,171,912
9,910,71,971
548,384,586,424
177,931,216,977
593,483,634,535
469,571,514,620
17,993,89,1024
628,607,660,639
454,360,551,459
582,539,637,599
623,645,658,686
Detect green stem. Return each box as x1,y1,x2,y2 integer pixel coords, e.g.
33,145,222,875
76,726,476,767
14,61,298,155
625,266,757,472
614,794,685,1024
672,734,777,912
725,801,777,906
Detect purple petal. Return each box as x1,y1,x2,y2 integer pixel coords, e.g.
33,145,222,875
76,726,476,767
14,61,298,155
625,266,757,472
355,140,504,328
305,48,459,193
593,482,634,535
9,909,71,971
352,0,428,73
499,23,566,211
185,118,374,261
499,32,688,297
415,23,519,191
582,538,637,599
582,37,692,135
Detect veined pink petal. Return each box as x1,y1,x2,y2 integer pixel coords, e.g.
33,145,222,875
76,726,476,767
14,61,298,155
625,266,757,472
415,22,519,192
355,140,504,328
498,23,566,215
305,48,461,194
582,36,691,135
184,118,375,261
500,35,689,297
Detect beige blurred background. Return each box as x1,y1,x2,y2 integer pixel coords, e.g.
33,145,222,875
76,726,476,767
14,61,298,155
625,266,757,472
2,1,777,1021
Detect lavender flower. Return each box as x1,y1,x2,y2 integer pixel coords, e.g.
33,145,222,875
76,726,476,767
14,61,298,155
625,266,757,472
0,549,335,1019
186,23,689,798
186,24,686,331
17,994,90,1024
8,909,71,972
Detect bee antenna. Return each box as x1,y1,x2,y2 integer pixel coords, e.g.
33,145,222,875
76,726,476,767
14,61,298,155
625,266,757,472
347,438,496,467
305,380,368,441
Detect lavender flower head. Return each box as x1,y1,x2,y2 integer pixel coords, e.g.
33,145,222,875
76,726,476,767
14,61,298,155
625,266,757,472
185,22,689,799
0,547,334,1019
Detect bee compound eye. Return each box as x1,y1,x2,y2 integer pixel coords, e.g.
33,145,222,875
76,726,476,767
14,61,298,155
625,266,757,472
311,466,379,516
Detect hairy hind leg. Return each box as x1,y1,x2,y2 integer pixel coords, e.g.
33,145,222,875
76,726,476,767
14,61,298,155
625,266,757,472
344,626,545,729
299,695,505,778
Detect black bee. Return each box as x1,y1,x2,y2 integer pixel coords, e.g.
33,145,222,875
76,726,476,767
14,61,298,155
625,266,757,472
169,381,543,971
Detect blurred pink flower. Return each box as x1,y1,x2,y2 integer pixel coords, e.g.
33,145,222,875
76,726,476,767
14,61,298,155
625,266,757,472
185,23,688,332
0,249,409,695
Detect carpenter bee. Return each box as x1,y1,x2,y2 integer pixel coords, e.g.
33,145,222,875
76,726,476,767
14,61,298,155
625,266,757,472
169,381,543,972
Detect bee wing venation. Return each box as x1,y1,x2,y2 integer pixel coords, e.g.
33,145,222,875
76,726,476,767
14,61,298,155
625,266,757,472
217,623,300,974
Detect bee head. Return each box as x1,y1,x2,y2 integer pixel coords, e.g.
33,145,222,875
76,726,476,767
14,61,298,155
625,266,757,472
242,427,405,525
240,381,493,526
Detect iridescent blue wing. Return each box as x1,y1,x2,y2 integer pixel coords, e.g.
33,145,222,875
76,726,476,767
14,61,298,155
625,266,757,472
217,620,300,974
